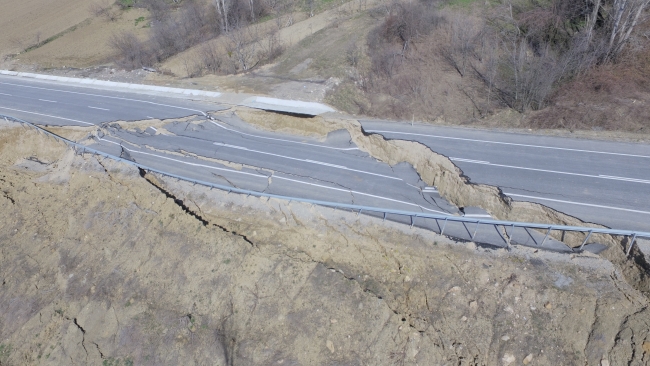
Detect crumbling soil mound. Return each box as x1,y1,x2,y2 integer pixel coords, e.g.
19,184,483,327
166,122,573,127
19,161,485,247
232,107,346,140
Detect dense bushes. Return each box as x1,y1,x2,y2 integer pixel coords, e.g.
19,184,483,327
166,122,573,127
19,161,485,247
109,0,220,69
109,0,273,70
360,0,650,120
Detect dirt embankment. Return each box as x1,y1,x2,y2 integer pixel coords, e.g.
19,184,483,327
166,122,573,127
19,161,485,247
223,110,650,303
2,118,650,365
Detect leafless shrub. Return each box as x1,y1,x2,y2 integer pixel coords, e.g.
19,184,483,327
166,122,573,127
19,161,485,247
89,2,109,17
258,28,285,64
109,31,153,69
346,41,361,67
367,1,445,74
439,14,481,78
183,57,204,78
139,0,171,22
146,0,220,62
89,2,119,21
199,42,224,74
225,26,260,72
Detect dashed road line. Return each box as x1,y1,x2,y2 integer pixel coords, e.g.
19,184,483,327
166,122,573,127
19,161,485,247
273,175,449,215
366,129,650,159
0,106,94,125
505,193,650,215
97,138,448,215
450,157,650,184
209,121,359,151
0,81,207,116
214,142,399,180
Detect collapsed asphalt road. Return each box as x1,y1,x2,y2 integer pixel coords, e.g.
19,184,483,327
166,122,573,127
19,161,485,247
2,73,649,250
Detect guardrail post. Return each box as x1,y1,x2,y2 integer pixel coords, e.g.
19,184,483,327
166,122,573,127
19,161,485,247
472,221,480,240
540,227,552,247
579,230,593,250
626,234,637,256
410,215,414,228
440,217,448,235
383,212,387,221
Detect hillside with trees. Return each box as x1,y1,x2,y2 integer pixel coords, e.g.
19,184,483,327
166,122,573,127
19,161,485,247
2,0,650,133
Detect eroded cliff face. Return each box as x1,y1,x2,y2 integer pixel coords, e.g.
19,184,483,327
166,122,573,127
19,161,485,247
1,123,649,365
226,109,650,298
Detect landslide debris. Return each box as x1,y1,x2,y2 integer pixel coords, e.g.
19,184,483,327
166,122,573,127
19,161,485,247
227,110,650,297
1,121,650,365
230,106,348,140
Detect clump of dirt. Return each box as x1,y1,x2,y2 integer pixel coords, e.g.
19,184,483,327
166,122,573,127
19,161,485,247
43,125,96,142
102,115,203,136
233,106,346,139
2,124,650,365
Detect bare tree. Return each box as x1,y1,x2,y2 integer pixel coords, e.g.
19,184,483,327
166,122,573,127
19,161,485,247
226,26,260,72
89,1,119,21
109,31,153,69
602,0,650,61
249,0,256,21
258,28,284,63
214,0,232,32
440,15,481,77
199,42,224,74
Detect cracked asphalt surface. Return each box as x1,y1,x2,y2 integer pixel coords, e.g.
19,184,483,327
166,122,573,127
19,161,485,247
2,74,648,241
361,120,650,232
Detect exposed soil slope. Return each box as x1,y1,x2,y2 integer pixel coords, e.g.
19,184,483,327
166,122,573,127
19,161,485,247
1,117,650,365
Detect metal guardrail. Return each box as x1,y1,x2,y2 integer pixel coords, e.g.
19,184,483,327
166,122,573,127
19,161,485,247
4,114,649,256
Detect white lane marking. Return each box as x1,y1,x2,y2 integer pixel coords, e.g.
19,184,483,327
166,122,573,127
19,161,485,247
366,129,650,159
0,92,12,96
214,142,400,180
209,121,359,151
599,175,650,184
450,157,490,164
149,126,158,132
273,176,450,215
505,193,650,215
463,214,492,218
88,106,109,111
146,116,155,119
0,106,94,125
98,138,267,178
0,81,207,116
38,99,57,103
450,157,650,185
97,138,448,215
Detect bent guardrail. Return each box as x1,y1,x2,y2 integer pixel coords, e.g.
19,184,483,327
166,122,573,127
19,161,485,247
3,114,649,256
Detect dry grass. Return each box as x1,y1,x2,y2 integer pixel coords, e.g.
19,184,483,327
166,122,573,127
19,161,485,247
529,50,650,132
0,0,92,58
15,8,150,69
